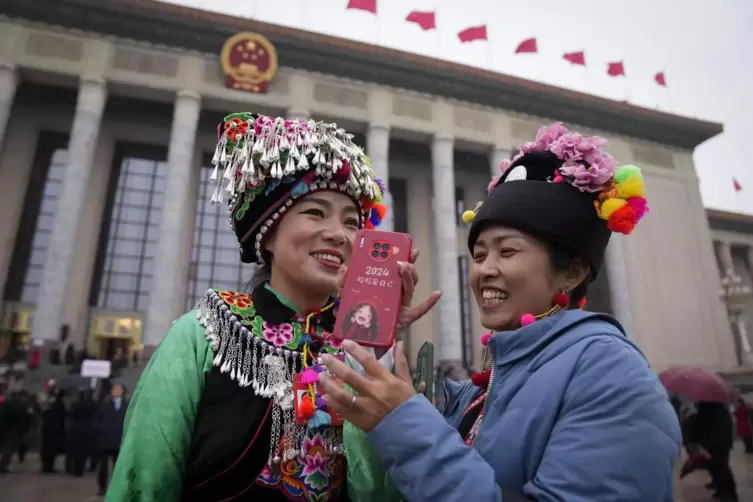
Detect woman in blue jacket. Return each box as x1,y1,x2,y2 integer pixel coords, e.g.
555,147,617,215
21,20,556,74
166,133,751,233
320,123,683,501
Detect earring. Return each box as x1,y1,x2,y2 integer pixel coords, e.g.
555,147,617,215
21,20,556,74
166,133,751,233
552,283,570,309
520,284,570,327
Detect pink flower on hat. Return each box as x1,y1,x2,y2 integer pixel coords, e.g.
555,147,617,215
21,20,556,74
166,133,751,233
520,122,569,154
487,175,501,193
558,156,616,193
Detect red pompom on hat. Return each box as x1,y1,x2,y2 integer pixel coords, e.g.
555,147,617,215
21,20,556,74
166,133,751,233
607,205,637,235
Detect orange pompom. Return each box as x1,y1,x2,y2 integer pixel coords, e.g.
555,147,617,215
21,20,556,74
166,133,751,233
374,202,388,220
607,205,638,235
299,396,316,420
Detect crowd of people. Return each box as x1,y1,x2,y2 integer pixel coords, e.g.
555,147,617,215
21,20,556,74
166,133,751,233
0,375,128,496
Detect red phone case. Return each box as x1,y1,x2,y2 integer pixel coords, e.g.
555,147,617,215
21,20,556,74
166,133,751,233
334,230,412,348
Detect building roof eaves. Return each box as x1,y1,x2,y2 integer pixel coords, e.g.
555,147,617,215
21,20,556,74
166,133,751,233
4,0,724,149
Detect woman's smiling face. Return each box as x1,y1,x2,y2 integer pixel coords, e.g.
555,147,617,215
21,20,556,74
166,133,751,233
469,225,585,331
265,191,361,299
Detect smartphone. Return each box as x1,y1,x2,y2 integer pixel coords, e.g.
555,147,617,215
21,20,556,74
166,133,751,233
414,341,434,404
334,230,412,348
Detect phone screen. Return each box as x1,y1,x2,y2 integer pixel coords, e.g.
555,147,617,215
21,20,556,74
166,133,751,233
414,341,435,404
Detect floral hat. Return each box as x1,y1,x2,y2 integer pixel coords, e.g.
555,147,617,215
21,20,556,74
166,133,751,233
465,122,648,279
210,113,388,263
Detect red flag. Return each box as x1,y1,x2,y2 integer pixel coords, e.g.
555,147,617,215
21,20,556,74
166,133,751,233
654,72,667,87
346,0,376,14
563,51,586,66
458,25,488,43
733,178,743,192
514,37,538,54
406,11,436,31
607,61,625,77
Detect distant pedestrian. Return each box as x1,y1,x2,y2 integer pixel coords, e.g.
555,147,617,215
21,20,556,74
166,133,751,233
95,383,128,496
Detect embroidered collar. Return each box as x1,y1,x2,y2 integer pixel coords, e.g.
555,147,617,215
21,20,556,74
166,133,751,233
196,287,342,390
252,283,338,336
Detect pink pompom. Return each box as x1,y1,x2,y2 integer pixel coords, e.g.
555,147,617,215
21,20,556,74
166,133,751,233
627,196,649,220
480,333,493,346
300,369,319,384
520,313,536,326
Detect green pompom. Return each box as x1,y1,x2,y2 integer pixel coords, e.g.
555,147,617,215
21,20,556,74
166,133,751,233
614,165,642,183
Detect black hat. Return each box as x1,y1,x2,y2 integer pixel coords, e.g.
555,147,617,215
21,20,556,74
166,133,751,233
465,123,648,280
210,113,388,263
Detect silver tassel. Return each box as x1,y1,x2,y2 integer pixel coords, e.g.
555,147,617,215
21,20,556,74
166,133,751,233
297,153,309,170
283,155,295,175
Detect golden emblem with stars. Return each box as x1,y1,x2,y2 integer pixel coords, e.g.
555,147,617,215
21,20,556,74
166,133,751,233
220,32,278,94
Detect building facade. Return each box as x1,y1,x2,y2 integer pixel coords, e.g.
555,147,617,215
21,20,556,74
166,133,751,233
708,209,753,378
0,0,741,375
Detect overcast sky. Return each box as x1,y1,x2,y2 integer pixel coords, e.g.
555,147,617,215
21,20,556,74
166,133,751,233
163,0,753,215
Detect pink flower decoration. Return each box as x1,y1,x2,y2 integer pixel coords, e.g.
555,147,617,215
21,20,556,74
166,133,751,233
499,159,512,173
627,197,649,220
520,122,569,153
301,433,331,478
558,158,615,193
262,322,294,346
487,175,501,194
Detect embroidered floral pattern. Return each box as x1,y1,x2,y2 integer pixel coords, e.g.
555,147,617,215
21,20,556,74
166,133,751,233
263,321,295,347
219,291,253,310
216,291,340,354
235,182,267,221
255,430,346,501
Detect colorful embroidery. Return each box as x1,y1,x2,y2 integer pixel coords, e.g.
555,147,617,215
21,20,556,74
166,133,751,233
255,430,346,502
235,182,267,221
215,291,340,353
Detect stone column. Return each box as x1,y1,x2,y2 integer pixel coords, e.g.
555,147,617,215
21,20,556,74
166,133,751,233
33,78,107,345
0,63,18,152
490,146,511,179
604,235,633,336
717,240,734,275
367,123,393,232
142,91,201,354
431,134,464,378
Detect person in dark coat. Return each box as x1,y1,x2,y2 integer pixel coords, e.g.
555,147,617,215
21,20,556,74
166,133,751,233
0,382,33,473
40,387,67,473
685,401,738,501
95,383,128,496
15,389,37,464
66,388,97,477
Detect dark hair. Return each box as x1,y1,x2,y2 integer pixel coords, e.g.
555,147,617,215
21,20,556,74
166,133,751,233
245,261,271,292
341,303,379,342
547,244,588,308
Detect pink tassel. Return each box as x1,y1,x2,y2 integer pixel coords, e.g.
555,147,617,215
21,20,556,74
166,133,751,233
300,369,319,384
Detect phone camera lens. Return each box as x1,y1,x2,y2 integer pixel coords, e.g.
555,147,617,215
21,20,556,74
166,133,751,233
381,243,390,250
373,242,381,250
380,251,388,259
371,250,379,258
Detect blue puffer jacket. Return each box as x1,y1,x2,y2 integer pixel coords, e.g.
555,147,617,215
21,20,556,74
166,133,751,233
368,311,681,501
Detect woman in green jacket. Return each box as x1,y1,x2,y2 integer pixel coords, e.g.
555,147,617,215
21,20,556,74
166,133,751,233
105,112,438,502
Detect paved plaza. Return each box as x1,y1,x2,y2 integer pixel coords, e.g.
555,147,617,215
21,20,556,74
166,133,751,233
1,446,751,501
